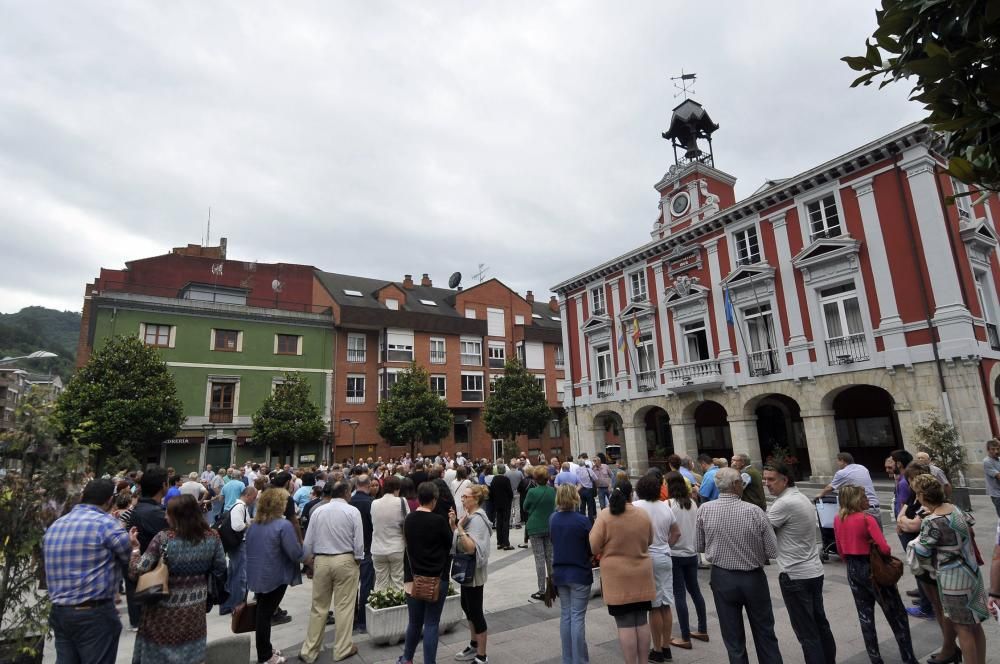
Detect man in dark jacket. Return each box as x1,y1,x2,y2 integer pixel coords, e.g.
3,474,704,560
490,466,515,550
123,466,168,630
350,474,375,632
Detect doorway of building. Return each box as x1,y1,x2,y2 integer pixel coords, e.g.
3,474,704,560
206,439,232,471
754,395,811,477
833,385,901,474
694,401,732,460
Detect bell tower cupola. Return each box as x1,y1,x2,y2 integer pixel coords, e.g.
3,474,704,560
662,98,720,168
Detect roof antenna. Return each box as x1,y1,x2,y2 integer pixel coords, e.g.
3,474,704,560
670,70,697,100
206,207,211,246
472,263,489,284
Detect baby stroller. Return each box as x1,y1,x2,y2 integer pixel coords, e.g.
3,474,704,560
815,495,839,562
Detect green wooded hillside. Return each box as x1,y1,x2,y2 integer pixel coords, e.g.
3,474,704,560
0,306,81,379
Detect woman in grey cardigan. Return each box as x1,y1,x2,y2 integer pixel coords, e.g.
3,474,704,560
452,483,493,664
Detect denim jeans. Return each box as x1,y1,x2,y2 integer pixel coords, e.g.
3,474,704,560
557,583,590,664
403,577,448,664
50,601,121,664
671,555,707,639
577,488,597,521
778,573,836,664
597,486,610,509
220,543,247,614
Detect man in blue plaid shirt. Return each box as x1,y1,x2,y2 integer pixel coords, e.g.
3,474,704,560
43,478,131,664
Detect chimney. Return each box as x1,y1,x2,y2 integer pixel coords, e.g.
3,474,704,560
549,295,559,312
421,273,432,287
403,274,414,289
219,237,227,259
525,290,534,303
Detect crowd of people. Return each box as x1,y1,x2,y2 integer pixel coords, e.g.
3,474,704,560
37,444,1000,664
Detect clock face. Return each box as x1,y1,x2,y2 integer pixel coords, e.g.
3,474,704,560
670,192,690,216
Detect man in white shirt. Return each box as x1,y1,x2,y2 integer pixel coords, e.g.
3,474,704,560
815,452,880,516
300,481,364,663
219,486,257,615
765,462,835,664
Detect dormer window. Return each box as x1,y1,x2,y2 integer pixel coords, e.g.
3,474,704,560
807,194,842,239
590,287,606,315
733,227,761,265
629,270,648,302
386,299,399,310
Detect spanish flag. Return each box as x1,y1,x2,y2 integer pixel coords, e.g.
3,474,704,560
632,314,641,347
617,321,626,352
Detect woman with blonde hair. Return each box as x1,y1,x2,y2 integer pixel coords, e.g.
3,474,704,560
245,488,303,664
911,473,988,664
550,483,593,664
453,482,492,664
833,484,917,664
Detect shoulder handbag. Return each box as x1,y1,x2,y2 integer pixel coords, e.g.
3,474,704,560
408,557,441,603
134,537,170,604
231,600,257,634
868,541,904,587
451,512,485,584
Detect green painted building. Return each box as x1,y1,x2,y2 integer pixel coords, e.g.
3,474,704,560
85,288,334,474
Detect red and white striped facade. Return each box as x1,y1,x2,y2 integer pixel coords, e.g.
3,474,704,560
552,118,1000,482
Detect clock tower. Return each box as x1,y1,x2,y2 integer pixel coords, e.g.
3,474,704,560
652,99,737,239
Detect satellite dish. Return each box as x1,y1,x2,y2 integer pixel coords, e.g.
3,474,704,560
271,279,283,293
448,272,462,289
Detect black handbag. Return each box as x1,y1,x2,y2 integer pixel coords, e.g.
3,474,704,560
206,567,229,613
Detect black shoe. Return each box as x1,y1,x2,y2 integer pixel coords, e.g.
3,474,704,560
662,647,672,662
326,613,336,625
271,613,292,626
927,648,962,664
906,589,920,598
648,650,664,663
274,608,288,618
530,592,544,601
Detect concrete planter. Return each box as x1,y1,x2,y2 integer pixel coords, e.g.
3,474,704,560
366,593,464,646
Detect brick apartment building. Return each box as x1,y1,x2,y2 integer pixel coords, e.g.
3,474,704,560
77,243,567,469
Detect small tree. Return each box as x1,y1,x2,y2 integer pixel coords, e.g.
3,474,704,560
843,0,1000,192
483,358,552,454
376,363,452,460
252,372,326,465
914,413,967,484
0,393,89,658
55,334,184,472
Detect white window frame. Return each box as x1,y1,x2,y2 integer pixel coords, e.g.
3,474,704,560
460,337,482,366
590,286,606,315
140,323,175,348
461,372,485,402
487,307,505,337
429,337,446,364
346,374,365,404
534,375,546,396
211,328,243,352
554,344,565,367
430,374,447,399
514,314,525,325
628,268,648,302
682,319,711,363
636,333,657,374
379,368,403,402
385,329,414,362
488,342,506,369
799,187,846,242
952,178,973,221
205,376,240,424
730,219,762,267
386,298,399,310
273,333,302,356
549,419,561,438
347,333,366,362
465,308,476,319
594,344,613,396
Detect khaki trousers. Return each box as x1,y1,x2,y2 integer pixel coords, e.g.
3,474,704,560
372,551,405,593
300,553,360,662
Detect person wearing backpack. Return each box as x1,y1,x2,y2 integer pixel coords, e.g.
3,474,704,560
218,485,257,615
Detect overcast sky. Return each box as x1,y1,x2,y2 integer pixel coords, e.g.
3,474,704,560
0,1,924,315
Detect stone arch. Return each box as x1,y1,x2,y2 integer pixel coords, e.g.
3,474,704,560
825,384,902,473
634,404,672,465
692,400,732,460
748,393,810,478
591,410,625,463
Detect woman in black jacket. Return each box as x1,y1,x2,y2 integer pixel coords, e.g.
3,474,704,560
399,481,455,664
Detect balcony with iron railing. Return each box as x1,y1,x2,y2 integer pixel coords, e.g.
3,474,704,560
825,333,870,365
347,348,366,363
987,323,1000,351
596,379,614,397
665,359,724,392
636,370,657,392
747,348,780,377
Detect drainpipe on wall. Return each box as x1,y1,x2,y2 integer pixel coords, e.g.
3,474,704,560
932,167,1000,437
891,147,954,424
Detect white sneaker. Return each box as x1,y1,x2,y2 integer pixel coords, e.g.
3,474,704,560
454,646,477,661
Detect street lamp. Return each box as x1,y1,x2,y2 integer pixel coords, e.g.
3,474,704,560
0,351,58,366
340,418,360,463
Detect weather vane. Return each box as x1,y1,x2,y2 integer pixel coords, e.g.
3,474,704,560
670,70,697,99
